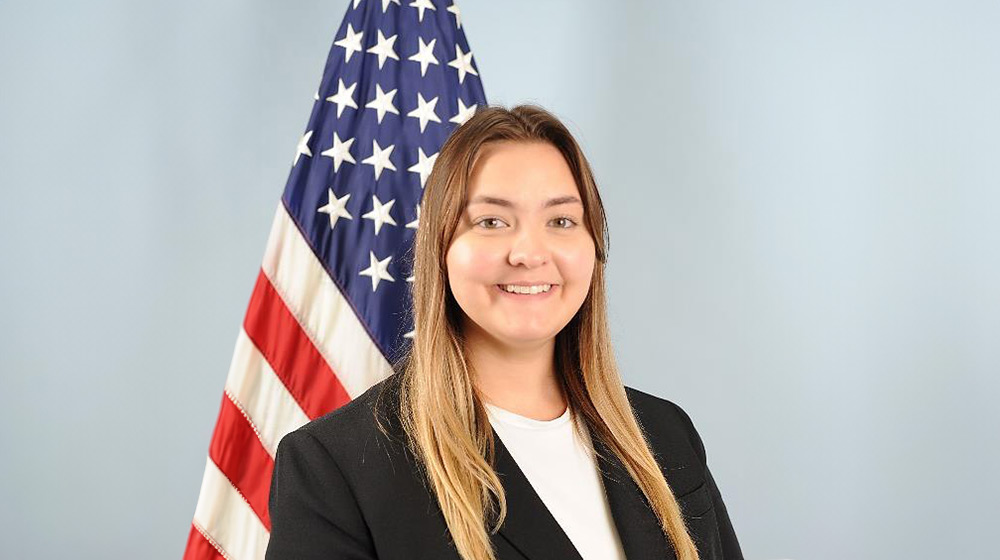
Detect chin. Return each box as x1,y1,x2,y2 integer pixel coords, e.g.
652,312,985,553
494,327,560,347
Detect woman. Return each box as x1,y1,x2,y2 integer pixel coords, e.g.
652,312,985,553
265,105,743,560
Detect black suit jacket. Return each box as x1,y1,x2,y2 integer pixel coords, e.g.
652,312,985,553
265,374,743,559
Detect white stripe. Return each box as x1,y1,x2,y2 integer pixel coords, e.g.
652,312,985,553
193,457,270,560
224,328,311,457
261,202,394,398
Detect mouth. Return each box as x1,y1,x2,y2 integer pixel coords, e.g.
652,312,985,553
494,283,559,299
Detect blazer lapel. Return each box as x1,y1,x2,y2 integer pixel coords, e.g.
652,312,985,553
490,428,584,560
589,425,677,560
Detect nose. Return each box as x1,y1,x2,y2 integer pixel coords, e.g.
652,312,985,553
507,225,550,268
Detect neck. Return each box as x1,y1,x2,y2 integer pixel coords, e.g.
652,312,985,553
462,320,566,421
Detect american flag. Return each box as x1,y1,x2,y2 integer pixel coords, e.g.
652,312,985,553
182,1,486,557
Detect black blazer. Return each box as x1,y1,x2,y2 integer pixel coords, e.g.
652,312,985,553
265,374,743,559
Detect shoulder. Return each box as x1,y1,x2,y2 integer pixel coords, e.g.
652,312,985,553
623,385,708,466
622,384,697,431
276,373,409,472
267,376,412,558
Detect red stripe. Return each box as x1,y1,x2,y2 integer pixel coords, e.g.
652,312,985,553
244,269,352,419
208,392,275,530
182,524,226,560
183,268,358,557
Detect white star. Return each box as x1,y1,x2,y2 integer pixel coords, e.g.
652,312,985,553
447,1,462,28
362,195,398,235
317,189,352,229
361,139,397,180
367,30,399,69
365,84,399,123
407,37,438,77
294,130,313,166
325,79,358,117
379,0,401,12
407,93,441,133
352,0,362,8
409,0,436,21
403,328,415,339
313,90,319,101
334,23,364,63
359,250,395,292
320,132,356,172
407,147,438,188
448,44,478,84
450,98,477,126
406,204,420,230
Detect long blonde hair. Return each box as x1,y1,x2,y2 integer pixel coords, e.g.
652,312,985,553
376,104,699,560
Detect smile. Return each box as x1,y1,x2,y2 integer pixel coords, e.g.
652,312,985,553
495,284,557,297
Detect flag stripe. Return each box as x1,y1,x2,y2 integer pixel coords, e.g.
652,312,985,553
193,456,270,560
260,202,395,399
244,265,350,419
208,393,275,530
224,328,310,457
182,524,228,560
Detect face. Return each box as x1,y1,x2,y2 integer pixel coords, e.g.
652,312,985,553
445,140,597,351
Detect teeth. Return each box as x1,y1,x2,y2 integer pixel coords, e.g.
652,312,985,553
501,284,552,295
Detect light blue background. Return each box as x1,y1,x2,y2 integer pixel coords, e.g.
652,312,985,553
2,1,998,558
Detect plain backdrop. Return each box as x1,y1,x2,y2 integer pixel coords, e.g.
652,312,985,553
1,1,998,558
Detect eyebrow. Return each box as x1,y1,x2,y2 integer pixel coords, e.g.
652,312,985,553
466,195,582,209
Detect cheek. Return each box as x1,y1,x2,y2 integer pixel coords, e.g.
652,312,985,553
446,237,502,288
556,238,597,285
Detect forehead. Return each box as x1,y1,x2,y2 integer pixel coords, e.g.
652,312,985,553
466,140,579,201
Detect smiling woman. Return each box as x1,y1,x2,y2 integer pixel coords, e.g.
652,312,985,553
265,105,744,560
447,140,597,367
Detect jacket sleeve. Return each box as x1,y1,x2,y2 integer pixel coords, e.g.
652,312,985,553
670,402,745,560
265,429,378,560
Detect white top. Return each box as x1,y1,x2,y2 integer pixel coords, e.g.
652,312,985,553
485,401,627,560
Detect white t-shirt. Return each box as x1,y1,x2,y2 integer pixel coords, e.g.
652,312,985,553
485,401,628,560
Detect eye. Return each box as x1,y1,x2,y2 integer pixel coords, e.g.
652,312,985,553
550,216,578,229
474,216,508,229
